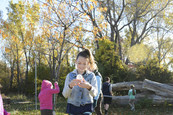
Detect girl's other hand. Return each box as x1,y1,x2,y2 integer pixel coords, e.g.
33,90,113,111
78,79,92,90
69,79,81,88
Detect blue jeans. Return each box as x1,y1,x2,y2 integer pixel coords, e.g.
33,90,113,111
69,112,92,115
67,103,93,115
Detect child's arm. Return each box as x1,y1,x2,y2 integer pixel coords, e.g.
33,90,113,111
47,82,60,94
62,74,73,98
4,109,10,115
94,76,102,100
109,84,113,96
128,90,130,96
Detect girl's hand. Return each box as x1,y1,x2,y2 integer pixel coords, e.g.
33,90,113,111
69,79,81,88
78,79,92,90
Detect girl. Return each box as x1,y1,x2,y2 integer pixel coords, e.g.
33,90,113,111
38,80,60,115
62,49,98,115
88,58,103,115
128,84,136,111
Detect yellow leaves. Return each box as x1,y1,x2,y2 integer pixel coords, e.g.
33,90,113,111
93,1,98,5
90,5,94,10
85,18,89,22
103,7,107,12
62,13,66,18
12,36,19,43
65,29,70,34
98,7,108,12
54,24,58,27
47,0,52,4
76,36,79,41
5,47,11,53
42,3,48,7
37,37,43,44
96,36,107,42
93,26,99,36
2,33,8,39
28,37,33,43
103,22,108,28
76,1,79,6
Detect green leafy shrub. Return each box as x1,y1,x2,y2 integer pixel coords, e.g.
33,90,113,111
95,39,127,83
136,59,172,83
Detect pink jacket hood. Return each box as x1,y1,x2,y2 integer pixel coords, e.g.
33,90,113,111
41,80,52,91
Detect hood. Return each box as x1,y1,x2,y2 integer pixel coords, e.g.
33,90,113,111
41,80,52,91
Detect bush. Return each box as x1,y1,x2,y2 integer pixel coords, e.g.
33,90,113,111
24,63,74,95
95,39,127,83
0,61,10,93
136,59,172,83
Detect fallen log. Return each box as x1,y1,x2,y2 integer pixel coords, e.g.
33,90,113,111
142,79,173,98
112,81,143,91
112,93,145,106
112,93,173,106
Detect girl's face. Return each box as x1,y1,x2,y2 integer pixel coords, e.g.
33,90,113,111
76,56,89,74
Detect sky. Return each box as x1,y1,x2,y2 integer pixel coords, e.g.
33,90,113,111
0,0,10,60
0,0,10,20
0,0,18,60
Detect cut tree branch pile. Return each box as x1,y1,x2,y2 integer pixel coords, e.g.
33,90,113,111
111,79,173,106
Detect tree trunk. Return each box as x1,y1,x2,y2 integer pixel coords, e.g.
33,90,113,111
112,81,143,91
142,79,173,98
112,93,173,106
10,61,14,90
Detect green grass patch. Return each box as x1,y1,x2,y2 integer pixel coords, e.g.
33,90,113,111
3,94,173,115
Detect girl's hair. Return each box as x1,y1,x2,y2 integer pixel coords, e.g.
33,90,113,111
76,49,97,71
130,84,135,95
106,77,110,82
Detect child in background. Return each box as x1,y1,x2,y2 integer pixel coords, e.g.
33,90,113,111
128,84,136,111
0,84,10,115
102,77,113,115
62,49,98,115
88,60,103,115
38,80,60,115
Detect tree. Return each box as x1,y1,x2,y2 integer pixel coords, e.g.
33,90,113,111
124,0,172,64
95,38,127,82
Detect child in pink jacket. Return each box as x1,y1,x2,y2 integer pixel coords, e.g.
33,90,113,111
38,80,60,115
0,85,10,115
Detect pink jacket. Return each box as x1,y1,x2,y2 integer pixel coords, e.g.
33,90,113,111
38,80,60,110
0,94,10,115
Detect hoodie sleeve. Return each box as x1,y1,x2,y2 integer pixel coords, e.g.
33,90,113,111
94,76,102,100
47,82,60,94
62,74,73,98
4,109,10,115
88,73,98,97
0,94,4,115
